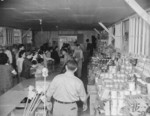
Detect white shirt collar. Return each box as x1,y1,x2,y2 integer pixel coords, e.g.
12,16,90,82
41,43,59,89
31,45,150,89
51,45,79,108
65,71,75,76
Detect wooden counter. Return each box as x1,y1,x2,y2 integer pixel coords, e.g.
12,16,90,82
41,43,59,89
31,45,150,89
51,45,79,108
0,79,35,116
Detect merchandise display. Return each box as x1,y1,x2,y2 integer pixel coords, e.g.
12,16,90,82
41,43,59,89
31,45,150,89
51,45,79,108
87,52,150,116
23,68,50,116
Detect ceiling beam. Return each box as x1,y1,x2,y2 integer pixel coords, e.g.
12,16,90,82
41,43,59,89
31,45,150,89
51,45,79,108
124,0,150,25
22,28,31,39
94,28,100,34
98,22,116,40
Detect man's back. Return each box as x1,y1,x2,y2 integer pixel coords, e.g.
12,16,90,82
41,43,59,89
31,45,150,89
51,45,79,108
47,72,86,102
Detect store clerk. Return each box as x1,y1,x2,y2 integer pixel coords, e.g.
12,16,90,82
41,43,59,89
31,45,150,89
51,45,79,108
46,60,88,116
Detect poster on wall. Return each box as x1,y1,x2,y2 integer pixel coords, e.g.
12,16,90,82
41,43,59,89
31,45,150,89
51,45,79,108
0,27,4,45
13,29,22,44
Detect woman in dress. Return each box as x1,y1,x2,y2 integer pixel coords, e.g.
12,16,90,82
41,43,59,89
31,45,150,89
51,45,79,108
21,51,33,79
0,53,17,95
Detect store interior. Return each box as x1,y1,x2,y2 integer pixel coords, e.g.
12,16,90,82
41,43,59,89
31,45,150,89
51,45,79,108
0,0,150,116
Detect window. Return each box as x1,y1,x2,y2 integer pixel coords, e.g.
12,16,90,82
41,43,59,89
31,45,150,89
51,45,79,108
129,12,150,57
6,28,13,45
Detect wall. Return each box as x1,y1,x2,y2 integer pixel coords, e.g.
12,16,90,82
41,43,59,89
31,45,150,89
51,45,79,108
108,8,150,78
33,30,97,49
0,27,32,47
0,27,6,46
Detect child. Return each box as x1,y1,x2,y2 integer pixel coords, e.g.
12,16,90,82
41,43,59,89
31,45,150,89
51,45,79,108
16,50,25,82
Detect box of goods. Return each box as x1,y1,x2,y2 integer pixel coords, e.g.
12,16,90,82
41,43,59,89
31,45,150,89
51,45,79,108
100,88,110,100
125,95,149,116
35,76,50,93
104,96,125,116
88,76,95,85
100,73,113,79
87,85,97,94
97,85,102,95
128,81,135,92
109,66,117,74
126,65,133,73
136,80,147,95
112,73,128,90
35,109,48,116
95,77,103,85
89,93,98,115
147,84,150,96
103,78,114,89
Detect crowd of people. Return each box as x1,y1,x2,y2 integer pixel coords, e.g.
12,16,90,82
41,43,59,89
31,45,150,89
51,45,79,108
0,43,59,95
0,35,97,116
0,40,90,96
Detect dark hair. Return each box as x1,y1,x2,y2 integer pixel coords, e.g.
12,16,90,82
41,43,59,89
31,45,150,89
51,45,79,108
61,48,68,53
19,50,25,58
76,43,80,47
86,39,89,42
66,60,77,71
53,46,58,51
18,44,24,50
37,57,44,64
48,47,53,51
25,51,33,56
32,60,37,65
0,53,8,64
38,50,43,55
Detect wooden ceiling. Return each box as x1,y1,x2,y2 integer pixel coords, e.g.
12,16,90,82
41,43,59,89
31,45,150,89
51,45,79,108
0,0,150,31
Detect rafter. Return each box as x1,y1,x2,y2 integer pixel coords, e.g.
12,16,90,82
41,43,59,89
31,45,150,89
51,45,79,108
124,0,150,25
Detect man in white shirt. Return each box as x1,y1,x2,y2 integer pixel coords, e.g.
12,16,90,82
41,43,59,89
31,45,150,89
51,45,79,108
73,44,84,78
16,50,25,82
46,60,88,116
